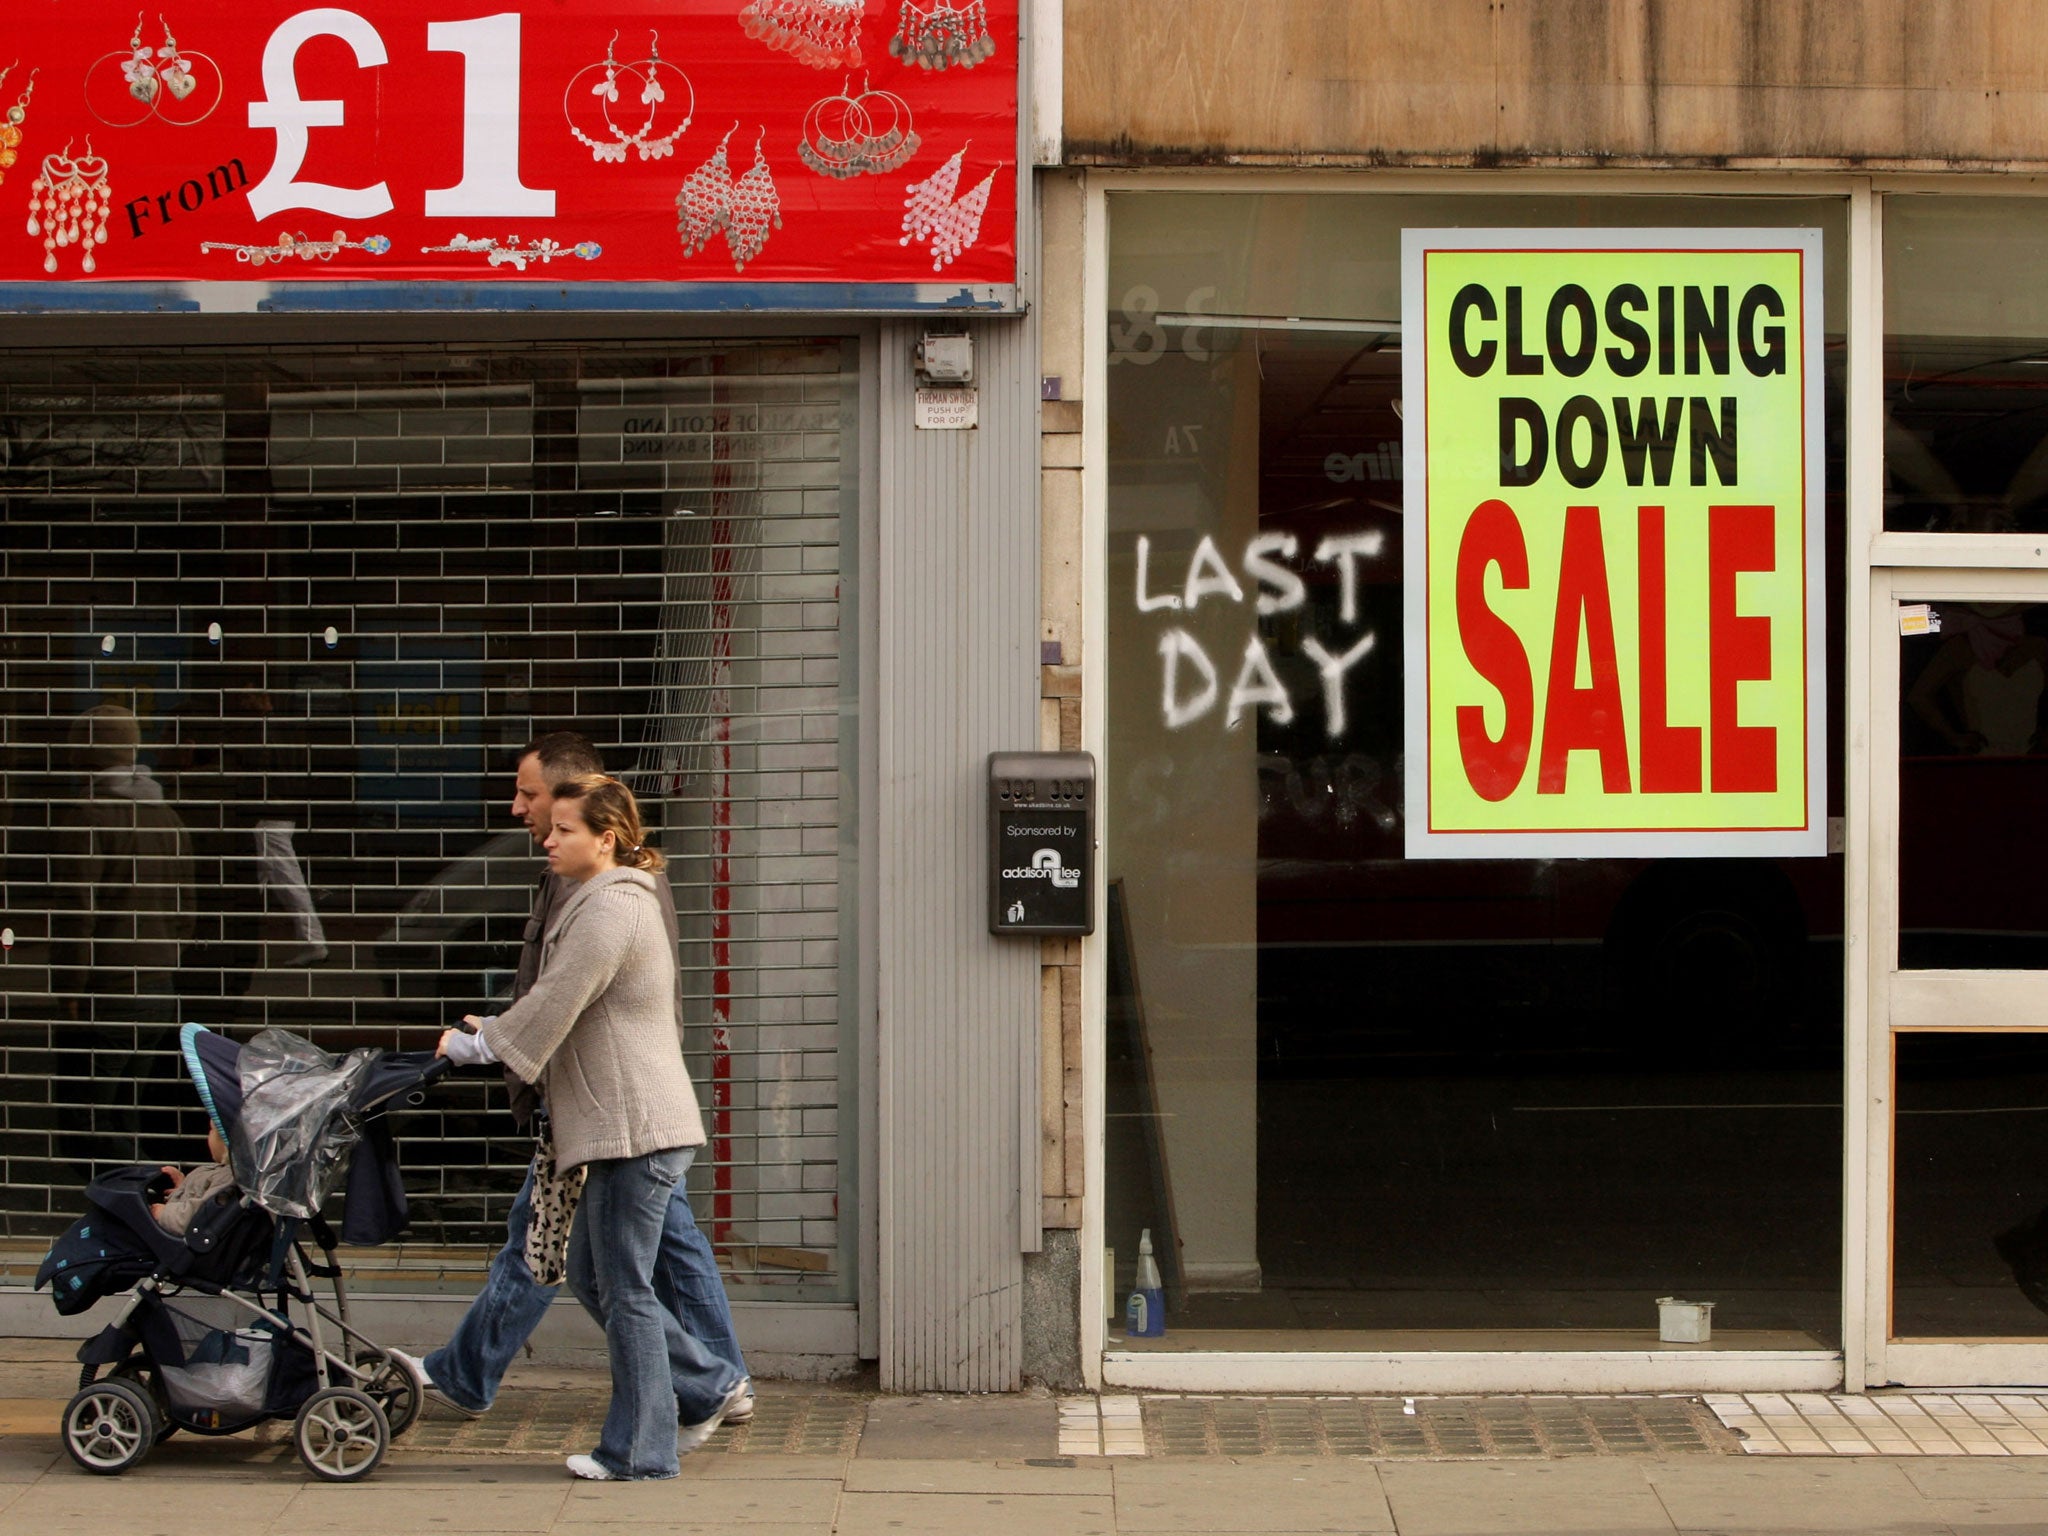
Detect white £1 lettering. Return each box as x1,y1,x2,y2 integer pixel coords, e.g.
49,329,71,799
425,13,556,218
246,8,395,221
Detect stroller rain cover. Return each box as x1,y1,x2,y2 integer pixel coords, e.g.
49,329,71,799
227,1029,377,1220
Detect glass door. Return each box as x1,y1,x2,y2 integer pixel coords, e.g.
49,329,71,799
1871,569,2048,1384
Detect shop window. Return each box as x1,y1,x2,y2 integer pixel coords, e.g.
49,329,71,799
1886,198,2048,536
1105,193,1847,1345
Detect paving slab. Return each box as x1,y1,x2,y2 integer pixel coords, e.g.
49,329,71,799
0,1439,61,1480
1912,1496,2048,1528
1642,1458,1948,1533
280,1481,571,1531
1114,1457,1394,1533
556,1474,841,1524
856,1393,1057,1459
843,1456,1113,1495
1379,1459,1675,1535
5,1476,301,1533
1898,1457,2048,1497
681,1453,852,1480
833,1489,1113,1535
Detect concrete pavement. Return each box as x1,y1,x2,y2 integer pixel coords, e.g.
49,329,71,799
11,1344,2048,1533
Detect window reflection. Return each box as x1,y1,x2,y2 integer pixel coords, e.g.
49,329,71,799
1885,198,2048,535
1896,1032,2048,1338
1898,601,2048,969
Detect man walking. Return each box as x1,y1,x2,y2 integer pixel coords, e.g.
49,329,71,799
397,732,751,1435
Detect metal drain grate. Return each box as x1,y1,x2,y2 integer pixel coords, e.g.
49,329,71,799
402,1387,867,1457
1140,1395,1737,1458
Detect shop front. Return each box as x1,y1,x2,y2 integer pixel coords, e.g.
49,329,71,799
1075,176,2048,1392
1,0,1043,1390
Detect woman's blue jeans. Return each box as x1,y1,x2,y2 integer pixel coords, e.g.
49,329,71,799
566,1145,691,1480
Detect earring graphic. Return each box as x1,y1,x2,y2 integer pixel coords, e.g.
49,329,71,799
740,0,865,70
888,0,994,69
27,140,113,274
0,66,39,187
799,76,918,179
726,131,782,270
564,31,693,164
900,147,996,270
677,126,781,271
677,126,736,258
88,14,221,127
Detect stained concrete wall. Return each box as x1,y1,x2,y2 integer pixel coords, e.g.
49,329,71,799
1066,0,2048,169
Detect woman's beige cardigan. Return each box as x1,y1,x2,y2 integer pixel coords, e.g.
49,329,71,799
481,868,706,1171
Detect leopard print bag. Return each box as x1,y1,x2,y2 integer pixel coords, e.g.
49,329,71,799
521,1125,587,1286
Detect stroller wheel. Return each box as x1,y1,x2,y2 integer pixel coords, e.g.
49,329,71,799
61,1379,155,1475
294,1386,389,1482
361,1353,423,1437
82,1359,174,1443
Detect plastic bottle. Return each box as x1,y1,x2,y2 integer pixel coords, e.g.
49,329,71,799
1125,1228,1166,1337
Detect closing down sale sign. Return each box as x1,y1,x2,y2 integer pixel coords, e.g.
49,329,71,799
1401,229,1825,859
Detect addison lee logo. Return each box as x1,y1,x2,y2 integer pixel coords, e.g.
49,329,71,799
1001,848,1079,889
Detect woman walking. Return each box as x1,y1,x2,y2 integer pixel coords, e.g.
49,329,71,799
433,774,742,1480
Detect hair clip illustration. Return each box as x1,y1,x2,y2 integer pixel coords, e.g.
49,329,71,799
27,139,113,274
676,125,781,272
88,14,222,127
900,146,996,270
563,31,693,164
889,0,994,69
799,76,919,180
740,0,865,70
0,66,40,187
421,234,602,270
200,230,393,266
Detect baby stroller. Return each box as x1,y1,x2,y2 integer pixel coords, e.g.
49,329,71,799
36,1023,450,1481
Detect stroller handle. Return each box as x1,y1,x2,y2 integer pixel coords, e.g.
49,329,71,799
421,1054,455,1086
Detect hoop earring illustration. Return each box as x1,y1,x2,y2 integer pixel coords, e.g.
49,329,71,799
87,13,222,127
799,75,918,179
564,30,694,163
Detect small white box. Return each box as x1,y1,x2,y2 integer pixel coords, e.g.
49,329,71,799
1658,1296,1715,1342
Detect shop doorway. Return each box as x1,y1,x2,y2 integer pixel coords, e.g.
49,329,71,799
1869,570,2048,1384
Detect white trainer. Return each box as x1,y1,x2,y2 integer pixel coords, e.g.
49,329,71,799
724,1380,756,1424
678,1376,752,1454
566,1453,617,1481
388,1348,484,1420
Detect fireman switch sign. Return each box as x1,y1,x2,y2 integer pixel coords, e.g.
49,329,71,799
1401,229,1825,859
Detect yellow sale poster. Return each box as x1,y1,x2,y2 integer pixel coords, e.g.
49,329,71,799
1401,230,1825,858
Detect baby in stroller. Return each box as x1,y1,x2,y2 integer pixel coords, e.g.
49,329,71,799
38,1023,450,1482
150,1125,235,1237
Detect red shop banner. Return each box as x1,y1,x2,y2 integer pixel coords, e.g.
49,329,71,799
0,0,1018,286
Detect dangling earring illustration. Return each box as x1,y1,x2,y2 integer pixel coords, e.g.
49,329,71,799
677,125,736,258
901,147,995,270
725,130,782,271
0,66,39,186
740,0,865,70
154,15,210,107
122,13,159,104
889,0,994,69
28,139,114,274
